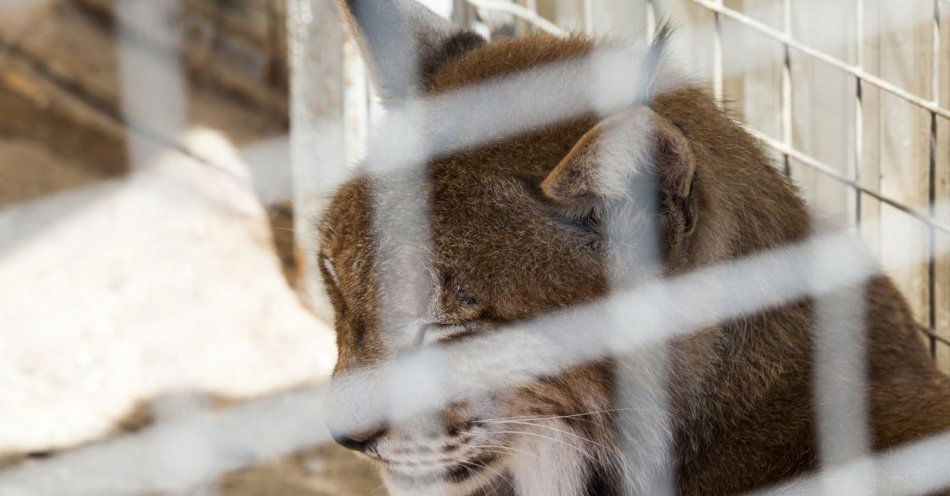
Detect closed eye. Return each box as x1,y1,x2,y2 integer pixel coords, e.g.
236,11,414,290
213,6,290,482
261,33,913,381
560,209,601,235
546,208,603,252
417,321,480,346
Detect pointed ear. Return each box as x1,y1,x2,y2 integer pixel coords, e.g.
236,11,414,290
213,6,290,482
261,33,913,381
337,0,485,101
541,107,697,231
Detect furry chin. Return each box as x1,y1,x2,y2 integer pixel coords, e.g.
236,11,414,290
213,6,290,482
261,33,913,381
380,455,508,496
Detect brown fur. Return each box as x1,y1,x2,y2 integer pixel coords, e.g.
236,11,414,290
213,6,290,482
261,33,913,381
321,4,950,494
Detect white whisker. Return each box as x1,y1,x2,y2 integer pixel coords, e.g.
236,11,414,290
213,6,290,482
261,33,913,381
468,443,540,461
489,430,598,464
477,420,611,451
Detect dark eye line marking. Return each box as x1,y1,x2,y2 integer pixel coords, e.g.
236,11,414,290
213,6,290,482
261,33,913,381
417,321,481,346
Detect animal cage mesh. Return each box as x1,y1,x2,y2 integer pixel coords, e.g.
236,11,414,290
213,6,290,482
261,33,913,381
0,0,948,494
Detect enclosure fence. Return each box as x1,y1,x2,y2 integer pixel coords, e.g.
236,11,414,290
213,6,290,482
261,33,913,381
689,0,950,363
1,1,949,495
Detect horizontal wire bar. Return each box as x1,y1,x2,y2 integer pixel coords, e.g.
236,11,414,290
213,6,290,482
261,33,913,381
4,222,950,495
688,0,950,120
464,0,566,35
918,324,950,347
749,431,950,496
747,128,950,236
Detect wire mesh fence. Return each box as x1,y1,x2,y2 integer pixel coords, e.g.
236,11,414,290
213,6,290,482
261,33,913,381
0,0,949,495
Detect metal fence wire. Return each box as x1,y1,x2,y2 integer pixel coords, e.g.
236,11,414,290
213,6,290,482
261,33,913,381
1,0,949,495
683,0,950,365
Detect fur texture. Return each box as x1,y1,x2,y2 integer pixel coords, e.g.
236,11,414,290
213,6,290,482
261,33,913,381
320,3,950,494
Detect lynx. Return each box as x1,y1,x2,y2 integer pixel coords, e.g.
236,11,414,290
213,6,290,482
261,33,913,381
318,1,950,494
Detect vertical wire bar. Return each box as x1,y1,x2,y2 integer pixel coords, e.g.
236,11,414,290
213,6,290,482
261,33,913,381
343,30,369,165
646,0,657,42
116,0,188,170
115,0,202,485
583,0,595,34
781,0,793,177
601,131,675,496
854,0,864,233
713,0,724,103
813,283,875,496
523,0,538,35
453,0,474,27
813,2,872,493
288,0,345,320
811,5,873,478
590,15,672,493
929,0,941,360
354,1,442,442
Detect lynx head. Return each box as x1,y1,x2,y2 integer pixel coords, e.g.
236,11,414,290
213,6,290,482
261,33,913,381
320,1,809,495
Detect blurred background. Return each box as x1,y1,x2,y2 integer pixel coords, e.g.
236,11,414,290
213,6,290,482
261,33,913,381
0,0,947,494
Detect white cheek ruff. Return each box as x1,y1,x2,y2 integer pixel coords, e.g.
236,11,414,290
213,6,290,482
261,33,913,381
506,420,588,496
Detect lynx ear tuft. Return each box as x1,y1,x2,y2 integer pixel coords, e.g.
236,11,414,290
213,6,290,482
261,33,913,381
541,107,695,208
337,0,485,101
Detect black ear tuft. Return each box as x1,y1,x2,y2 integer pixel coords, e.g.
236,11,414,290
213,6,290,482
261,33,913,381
636,21,674,104
653,21,674,48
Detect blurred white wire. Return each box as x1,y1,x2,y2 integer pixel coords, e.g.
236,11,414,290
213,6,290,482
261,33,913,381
464,0,566,35
0,1,948,495
2,208,948,494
